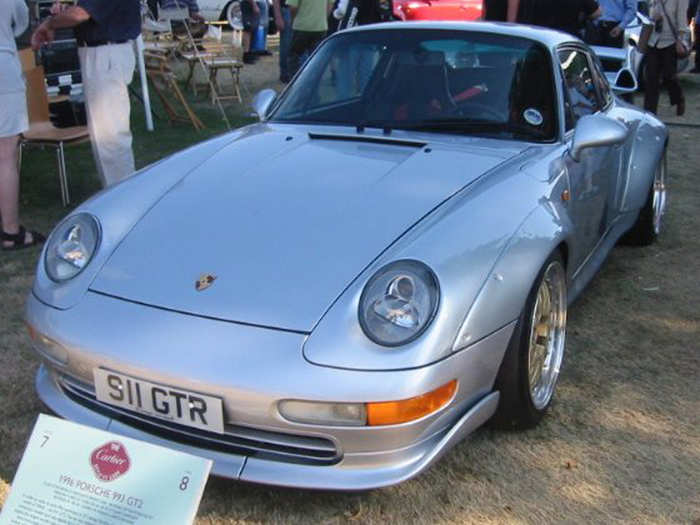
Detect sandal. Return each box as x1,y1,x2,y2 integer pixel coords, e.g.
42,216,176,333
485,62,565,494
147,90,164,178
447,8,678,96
1,225,46,251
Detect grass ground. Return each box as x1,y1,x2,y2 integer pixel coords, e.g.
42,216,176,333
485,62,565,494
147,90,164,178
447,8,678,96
0,45,698,524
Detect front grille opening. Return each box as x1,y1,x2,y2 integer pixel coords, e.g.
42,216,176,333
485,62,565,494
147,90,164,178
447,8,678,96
59,375,341,466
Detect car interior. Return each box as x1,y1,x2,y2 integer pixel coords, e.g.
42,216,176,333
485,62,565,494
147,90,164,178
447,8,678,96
273,31,558,141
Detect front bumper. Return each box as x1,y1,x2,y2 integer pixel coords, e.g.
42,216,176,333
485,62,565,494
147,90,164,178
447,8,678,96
27,291,512,490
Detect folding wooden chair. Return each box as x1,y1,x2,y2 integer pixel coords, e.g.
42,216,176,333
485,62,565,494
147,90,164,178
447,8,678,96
19,66,89,206
155,10,232,127
144,50,205,131
179,33,244,104
199,41,243,104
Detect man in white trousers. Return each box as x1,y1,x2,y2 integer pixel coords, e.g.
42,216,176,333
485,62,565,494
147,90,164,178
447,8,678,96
31,1,140,187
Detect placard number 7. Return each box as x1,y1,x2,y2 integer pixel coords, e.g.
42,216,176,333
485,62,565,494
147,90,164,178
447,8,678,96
40,434,50,447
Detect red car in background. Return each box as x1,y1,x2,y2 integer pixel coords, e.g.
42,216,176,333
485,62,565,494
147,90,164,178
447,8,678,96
393,0,482,21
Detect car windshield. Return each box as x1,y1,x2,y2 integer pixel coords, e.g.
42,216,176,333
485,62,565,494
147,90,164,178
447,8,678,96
269,29,557,142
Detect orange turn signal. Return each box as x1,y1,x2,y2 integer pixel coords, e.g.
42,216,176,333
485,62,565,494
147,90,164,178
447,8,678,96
366,380,457,426
25,321,37,341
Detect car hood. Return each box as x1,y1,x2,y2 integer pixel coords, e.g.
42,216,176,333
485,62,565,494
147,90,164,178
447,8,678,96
90,125,523,332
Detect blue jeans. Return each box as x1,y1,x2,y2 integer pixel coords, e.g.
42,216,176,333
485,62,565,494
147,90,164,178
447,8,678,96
279,7,293,80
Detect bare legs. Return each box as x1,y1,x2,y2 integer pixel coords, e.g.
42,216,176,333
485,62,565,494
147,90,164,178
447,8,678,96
0,134,34,247
507,0,519,22
0,135,21,233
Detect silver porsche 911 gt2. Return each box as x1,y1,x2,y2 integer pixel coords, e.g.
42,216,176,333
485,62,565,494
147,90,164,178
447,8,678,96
27,22,668,490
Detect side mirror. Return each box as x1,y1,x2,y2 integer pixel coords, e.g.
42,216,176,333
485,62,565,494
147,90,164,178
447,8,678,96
570,114,628,162
612,67,638,94
251,89,277,121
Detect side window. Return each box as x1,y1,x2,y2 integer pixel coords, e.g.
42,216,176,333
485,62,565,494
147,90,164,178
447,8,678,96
590,53,614,108
558,49,600,130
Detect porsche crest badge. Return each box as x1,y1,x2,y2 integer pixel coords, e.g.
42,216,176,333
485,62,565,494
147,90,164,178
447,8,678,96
195,273,217,291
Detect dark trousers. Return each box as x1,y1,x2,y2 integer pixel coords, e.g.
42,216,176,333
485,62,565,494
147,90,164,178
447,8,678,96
586,21,625,48
694,22,700,70
644,44,683,114
279,7,293,81
288,31,325,78
483,0,507,21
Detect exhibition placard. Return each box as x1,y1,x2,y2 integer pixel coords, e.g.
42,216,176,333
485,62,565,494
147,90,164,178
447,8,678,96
0,414,212,525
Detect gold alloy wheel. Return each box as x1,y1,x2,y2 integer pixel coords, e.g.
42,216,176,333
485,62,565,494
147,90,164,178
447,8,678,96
652,153,667,235
527,260,567,411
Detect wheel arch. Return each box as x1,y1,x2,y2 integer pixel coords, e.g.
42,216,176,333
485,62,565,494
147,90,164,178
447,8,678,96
220,0,237,22
556,239,569,271
621,117,668,212
452,204,570,352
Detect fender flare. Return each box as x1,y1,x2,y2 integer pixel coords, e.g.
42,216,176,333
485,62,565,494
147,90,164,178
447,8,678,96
453,203,570,351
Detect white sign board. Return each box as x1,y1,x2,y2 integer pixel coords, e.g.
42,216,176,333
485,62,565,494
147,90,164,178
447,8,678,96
0,414,212,525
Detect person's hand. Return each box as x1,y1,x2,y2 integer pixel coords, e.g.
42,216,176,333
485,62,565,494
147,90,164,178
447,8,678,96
31,20,55,50
252,1,260,16
190,11,205,22
275,13,284,30
609,25,622,38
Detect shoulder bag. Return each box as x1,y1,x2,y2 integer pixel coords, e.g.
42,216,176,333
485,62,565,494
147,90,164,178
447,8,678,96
658,0,690,57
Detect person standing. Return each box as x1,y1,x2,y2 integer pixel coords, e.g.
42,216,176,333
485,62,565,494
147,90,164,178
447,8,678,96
691,2,700,72
644,0,689,115
31,0,140,187
274,0,293,82
515,0,601,36
586,0,637,47
483,0,505,20
241,0,262,63
333,0,393,28
1,0,45,250
287,0,332,77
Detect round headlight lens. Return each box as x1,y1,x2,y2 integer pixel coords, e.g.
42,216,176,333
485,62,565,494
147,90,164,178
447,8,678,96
359,260,439,347
45,213,100,282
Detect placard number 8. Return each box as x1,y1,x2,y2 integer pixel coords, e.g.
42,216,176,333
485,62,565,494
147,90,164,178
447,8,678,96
179,476,190,491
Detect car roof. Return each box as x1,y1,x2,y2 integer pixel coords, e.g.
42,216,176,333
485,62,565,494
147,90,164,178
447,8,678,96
340,21,581,50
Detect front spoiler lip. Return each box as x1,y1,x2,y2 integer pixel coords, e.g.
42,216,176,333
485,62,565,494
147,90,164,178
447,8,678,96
36,364,499,490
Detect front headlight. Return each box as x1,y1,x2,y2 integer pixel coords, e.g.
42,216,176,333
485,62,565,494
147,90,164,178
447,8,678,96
45,213,101,282
359,260,439,347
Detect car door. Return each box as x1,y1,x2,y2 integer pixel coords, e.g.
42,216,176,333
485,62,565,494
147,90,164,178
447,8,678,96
558,45,622,271
588,51,638,228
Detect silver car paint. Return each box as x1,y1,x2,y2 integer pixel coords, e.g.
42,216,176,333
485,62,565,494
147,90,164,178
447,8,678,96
28,22,668,489
28,289,511,489
32,131,244,310
89,127,523,332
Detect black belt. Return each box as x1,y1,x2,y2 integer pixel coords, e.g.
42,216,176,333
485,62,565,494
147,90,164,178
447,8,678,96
598,20,621,28
78,39,129,47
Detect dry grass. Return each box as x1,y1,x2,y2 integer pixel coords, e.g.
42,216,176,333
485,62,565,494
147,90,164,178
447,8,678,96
0,48,698,524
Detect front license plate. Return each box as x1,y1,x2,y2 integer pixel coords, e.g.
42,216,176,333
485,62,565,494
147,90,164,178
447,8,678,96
94,369,225,434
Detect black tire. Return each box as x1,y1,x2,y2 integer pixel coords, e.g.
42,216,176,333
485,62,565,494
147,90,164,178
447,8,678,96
223,1,243,30
620,151,666,246
490,251,567,430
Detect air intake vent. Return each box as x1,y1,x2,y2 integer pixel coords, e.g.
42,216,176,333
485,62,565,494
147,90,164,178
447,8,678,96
59,374,340,466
